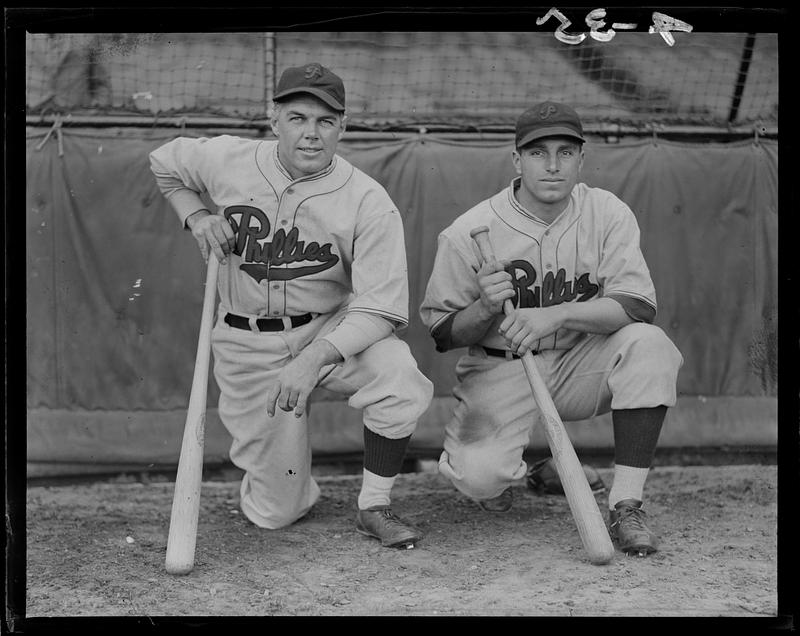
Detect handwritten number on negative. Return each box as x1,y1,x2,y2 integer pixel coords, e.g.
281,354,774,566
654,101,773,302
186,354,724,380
538,8,691,46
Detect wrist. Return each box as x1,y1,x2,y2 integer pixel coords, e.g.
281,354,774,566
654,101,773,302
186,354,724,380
300,339,343,368
550,304,569,330
186,208,211,230
475,299,498,323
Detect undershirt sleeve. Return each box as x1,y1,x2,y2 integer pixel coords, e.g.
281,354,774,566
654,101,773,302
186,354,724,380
321,311,395,360
606,294,656,324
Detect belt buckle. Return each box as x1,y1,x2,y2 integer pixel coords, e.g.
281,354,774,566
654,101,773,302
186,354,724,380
505,350,514,361
247,316,260,333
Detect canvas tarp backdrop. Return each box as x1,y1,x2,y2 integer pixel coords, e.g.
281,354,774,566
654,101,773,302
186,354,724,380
26,129,778,476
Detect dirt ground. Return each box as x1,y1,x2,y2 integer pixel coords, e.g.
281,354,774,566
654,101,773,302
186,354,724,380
23,463,781,619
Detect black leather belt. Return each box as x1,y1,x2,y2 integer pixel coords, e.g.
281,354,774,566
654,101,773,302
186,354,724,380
224,312,313,332
483,347,537,360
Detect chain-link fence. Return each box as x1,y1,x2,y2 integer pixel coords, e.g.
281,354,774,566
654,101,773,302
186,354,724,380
26,31,778,132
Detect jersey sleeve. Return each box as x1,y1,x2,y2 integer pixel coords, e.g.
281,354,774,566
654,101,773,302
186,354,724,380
149,136,218,226
347,201,411,326
597,198,657,317
419,232,480,351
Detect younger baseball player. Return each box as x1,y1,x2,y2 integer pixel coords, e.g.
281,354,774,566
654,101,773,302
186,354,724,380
419,101,683,555
150,63,433,549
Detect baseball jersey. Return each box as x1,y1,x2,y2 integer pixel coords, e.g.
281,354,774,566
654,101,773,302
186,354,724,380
420,178,657,353
150,135,410,326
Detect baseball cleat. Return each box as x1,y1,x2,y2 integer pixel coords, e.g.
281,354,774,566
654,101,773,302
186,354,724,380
356,506,423,549
608,498,659,556
476,486,513,512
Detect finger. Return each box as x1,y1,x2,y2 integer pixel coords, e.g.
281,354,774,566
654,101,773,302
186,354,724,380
294,394,308,419
224,224,237,251
212,225,233,255
265,384,280,417
517,334,537,356
207,236,227,264
279,390,299,412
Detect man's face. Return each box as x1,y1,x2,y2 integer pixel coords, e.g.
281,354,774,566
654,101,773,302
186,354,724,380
512,137,584,209
271,95,346,179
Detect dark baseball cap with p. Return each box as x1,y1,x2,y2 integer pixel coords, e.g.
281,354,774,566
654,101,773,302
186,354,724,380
515,101,585,148
273,62,346,112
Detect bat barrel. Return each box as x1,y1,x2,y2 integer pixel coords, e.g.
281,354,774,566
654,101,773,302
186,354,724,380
165,256,219,575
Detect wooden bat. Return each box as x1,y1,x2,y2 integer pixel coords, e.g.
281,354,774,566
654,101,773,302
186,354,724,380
470,226,615,565
165,256,220,575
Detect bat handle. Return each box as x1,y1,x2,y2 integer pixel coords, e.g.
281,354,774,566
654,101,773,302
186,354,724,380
470,226,515,316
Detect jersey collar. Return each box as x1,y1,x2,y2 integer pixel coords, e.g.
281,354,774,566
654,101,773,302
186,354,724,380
509,177,574,227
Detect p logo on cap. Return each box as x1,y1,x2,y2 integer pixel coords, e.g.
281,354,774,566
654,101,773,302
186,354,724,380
273,62,346,112
515,101,586,148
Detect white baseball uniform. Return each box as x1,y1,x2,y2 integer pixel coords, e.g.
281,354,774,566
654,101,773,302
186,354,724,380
150,135,433,528
420,178,683,500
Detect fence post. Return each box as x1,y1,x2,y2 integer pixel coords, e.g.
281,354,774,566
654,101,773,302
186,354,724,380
264,32,276,116
728,33,756,125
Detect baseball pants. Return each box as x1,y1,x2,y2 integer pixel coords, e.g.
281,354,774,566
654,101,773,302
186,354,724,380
438,323,683,501
212,305,433,529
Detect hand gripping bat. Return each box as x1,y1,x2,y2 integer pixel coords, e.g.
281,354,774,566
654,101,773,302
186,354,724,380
165,255,220,575
470,226,615,565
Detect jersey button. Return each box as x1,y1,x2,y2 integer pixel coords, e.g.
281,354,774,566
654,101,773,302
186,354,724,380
272,310,280,316
280,219,288,225
286,188,294,195
272,283,280,290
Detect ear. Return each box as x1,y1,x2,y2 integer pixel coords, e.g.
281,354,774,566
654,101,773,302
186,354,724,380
270,104,280,137
511,148,522,175
337,114,347,140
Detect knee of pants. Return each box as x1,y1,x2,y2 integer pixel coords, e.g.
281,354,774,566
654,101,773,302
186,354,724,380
239,472,319,530
616,323,683,375
609,323,683,407
439,444,527,501
354,340,434,438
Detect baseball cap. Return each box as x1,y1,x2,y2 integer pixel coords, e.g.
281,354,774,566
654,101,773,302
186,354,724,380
515,101,585,148
273,62,346,112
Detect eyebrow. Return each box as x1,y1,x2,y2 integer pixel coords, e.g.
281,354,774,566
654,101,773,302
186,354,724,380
526,142,580,152
285,109,338,120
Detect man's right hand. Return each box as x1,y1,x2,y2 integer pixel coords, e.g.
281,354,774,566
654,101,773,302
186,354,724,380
476,259,515,319
187,210,236,263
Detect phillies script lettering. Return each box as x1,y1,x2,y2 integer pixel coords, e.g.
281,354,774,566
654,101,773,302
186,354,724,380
224,205,339,282
509,260,599,308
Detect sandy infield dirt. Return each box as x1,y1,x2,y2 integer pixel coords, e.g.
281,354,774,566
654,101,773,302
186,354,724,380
24,464,778,618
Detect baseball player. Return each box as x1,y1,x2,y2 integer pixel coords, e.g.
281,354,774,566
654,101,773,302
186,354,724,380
150,62,433,549
419,101,683,555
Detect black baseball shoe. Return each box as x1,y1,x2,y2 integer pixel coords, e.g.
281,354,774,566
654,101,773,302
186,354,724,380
356,506,422,549
476,487,513,512
608,498,659,556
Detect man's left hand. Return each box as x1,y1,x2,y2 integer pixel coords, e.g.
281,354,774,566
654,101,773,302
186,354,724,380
499,306,565,356
265,340,342,418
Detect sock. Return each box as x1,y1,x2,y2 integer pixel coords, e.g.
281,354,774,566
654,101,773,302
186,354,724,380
608,465,650,510
362,426,411,477
358,469,396,510
612,406,667,468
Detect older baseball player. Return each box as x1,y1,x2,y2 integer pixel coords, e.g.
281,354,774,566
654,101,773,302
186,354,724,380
420,101,683,555
150,62,433,549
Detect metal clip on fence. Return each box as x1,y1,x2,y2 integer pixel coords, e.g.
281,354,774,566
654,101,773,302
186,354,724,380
36,114,64,157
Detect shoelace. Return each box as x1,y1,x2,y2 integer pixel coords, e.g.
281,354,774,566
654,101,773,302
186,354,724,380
378,509,405,525
611,505,648,530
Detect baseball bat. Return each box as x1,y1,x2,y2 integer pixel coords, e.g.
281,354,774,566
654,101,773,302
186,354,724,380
470,226,615,565
165,255,220,575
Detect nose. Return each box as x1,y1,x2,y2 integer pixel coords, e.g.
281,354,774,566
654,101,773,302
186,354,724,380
302,121,319,139
546,154,559,172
